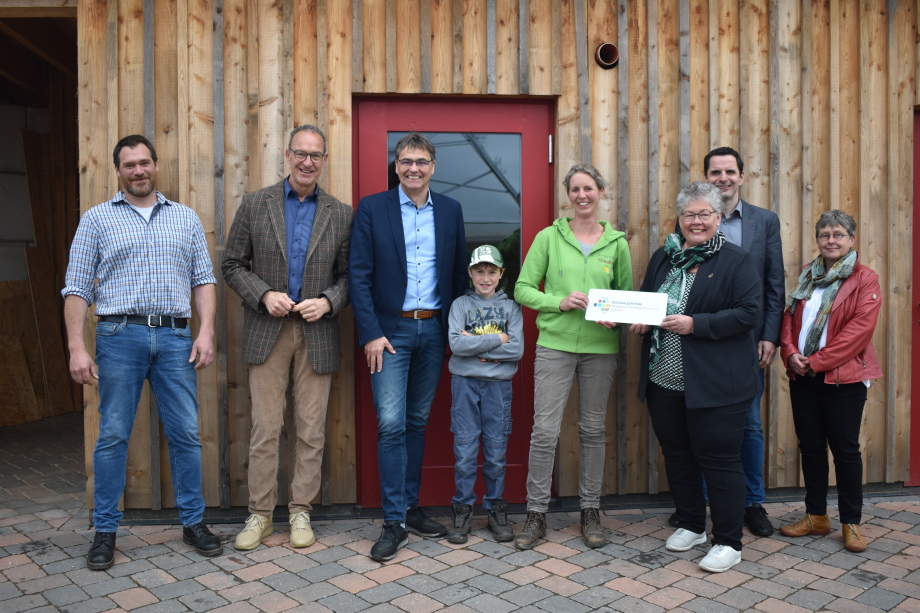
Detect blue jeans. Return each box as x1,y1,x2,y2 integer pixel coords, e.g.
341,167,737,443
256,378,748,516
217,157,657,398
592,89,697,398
371,317,446,522
741,369,767,507
92,320,204,532
450,375,512,509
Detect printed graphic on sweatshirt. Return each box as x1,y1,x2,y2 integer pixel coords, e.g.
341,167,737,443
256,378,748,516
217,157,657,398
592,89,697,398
464,305,508,335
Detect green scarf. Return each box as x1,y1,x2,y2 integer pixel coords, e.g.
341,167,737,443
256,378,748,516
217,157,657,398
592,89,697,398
649,232,726,369
787,249,858,357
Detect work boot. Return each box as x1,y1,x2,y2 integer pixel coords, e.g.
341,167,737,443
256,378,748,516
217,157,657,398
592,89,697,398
842,524,867,552
235,514,274,550
581,507,606,548
87,532,116,570
779,513,831,537
289,512,316,548
514,511,546,550
446,502,473,544
487,500,514,542
182,523,223,557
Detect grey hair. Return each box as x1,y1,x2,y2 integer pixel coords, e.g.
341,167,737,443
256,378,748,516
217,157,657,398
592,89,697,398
394,131,436,161
676,181,723,215
816,209,856,237
563,163,608,192
288,125,327,152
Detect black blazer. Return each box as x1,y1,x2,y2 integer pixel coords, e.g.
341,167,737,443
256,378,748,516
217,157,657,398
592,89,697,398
636,242,762,408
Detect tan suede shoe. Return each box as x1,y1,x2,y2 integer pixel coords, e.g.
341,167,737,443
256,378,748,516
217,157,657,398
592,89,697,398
235,514,273,550
779,514,831,537
289,512,316,548
842,524,867,552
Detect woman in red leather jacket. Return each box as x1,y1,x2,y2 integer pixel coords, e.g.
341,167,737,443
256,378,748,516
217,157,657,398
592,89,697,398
778,209,882,553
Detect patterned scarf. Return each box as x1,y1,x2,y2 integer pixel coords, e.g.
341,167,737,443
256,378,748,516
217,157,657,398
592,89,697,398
787,249,858,357
649,231,726,369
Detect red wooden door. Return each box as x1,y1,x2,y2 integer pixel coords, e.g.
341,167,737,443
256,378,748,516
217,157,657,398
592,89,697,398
352,98,554,507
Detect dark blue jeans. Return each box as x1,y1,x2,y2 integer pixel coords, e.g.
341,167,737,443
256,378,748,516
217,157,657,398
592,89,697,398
370,318,446,522
93,320,204,532
450,375,512,509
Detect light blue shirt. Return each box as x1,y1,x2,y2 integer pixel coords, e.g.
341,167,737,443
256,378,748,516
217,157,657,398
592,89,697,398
719,200,743,246
283,178,318,302
398,185,440,310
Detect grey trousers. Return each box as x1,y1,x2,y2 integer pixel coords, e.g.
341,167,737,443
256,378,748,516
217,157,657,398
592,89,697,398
525,345,616,512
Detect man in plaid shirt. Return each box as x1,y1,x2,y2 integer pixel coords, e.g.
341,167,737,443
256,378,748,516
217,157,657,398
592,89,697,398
62,134,222,571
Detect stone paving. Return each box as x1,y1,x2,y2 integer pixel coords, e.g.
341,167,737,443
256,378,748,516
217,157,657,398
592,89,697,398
2,414,920,612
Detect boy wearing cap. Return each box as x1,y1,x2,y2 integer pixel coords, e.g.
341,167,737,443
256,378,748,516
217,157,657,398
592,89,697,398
445,245,524,544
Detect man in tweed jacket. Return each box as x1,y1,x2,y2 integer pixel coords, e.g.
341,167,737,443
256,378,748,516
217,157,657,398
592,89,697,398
223,125,353,551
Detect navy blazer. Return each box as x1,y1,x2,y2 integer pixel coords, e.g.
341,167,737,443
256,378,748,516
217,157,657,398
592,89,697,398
636,242,762,408
349,187,468,346
675,200,783,344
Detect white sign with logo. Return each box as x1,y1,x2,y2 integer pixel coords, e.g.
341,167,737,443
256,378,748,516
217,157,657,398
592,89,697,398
584,289,668,325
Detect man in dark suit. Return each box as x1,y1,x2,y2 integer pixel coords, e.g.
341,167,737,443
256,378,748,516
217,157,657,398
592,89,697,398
350,131,468,561
223,125,353,551
703,146,784,537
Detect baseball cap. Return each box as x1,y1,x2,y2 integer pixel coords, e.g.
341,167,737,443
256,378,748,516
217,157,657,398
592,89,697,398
469,244,504,268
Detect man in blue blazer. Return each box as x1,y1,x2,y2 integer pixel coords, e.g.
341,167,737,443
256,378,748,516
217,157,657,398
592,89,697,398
703,146,784,537
349,132,468,561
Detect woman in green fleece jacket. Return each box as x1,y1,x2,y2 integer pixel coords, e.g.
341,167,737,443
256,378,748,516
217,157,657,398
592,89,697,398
512,163,633,551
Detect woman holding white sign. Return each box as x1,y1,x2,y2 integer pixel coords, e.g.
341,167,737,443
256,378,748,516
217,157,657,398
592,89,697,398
513,163,633,551
631,181,761,573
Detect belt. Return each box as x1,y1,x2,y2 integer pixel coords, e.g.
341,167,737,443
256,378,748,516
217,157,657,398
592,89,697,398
99,315,188,328
400,309,441,320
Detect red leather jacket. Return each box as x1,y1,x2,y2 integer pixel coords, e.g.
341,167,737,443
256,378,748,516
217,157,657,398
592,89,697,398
780,260,883,385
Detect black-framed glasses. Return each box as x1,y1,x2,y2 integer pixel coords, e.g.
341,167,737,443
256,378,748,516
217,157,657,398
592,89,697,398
288,149,326,163
817,232,850,242
397,158,432,169
681,210,716,222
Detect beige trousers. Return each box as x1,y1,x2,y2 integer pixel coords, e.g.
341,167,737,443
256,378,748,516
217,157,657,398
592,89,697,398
247,318,332,516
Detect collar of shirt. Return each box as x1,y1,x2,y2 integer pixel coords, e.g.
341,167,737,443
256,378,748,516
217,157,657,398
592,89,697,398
284,178,319,202
114,190,171,207
397,184,433,208
719,200,743,246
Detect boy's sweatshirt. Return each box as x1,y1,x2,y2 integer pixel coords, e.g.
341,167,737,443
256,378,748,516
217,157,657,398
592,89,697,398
448,288,523,381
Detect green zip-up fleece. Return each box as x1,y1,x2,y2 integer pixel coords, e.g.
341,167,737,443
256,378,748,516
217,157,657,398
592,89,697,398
515,217,633,354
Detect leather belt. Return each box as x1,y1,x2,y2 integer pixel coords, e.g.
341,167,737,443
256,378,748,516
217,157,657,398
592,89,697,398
99,315,188,328
400,309,441,320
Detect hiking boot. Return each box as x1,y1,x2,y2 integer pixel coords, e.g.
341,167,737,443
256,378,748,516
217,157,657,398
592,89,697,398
581,508,606,548
370,521,408,561
779,514,831,537
234,514,273,550
406,504,447,537
487,499,514,542
87,532,116,570
514,511,546,550
446,502,473,544
843,524,867,552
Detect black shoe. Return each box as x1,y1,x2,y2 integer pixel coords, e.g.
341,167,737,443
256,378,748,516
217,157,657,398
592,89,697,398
370,521,408,561
183,523,224,557
488,500,514,542
744,503,775,537
668,512,679,528
446,502,473,544
87,532,116,570
581,508,607,548
406,504,447,537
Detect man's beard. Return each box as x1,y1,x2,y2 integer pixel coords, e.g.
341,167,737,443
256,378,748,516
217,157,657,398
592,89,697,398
124,177,155,198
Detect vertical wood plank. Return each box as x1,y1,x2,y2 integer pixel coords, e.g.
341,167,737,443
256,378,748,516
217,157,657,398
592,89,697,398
657,0,680,226
716,0,739,146
429,0,455,93
518,0,529,93
462,0,487,94
294,0,319,124
838,0,859,215
495,0,518,94
258,0,285,188
362,0,387,92
689,0,708,181
396,0,421,92
118,0,145,134
420,0,432,92
739,0,770,208
528,0,552,95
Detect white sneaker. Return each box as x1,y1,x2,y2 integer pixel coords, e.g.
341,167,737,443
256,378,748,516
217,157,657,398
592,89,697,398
698,544,742,573
665,528,707,551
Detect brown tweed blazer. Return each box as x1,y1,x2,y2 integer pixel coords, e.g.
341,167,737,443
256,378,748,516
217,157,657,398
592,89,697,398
222,180,353,372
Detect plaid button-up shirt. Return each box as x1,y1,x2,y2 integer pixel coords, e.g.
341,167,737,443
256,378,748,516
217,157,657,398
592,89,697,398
62,191,216,318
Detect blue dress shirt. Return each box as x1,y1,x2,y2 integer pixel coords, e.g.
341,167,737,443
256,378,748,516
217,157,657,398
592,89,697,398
719,201,743,247
398,185,440,310
284,178,318,302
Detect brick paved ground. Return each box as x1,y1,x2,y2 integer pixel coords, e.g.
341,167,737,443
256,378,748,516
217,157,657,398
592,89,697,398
2,413,920,612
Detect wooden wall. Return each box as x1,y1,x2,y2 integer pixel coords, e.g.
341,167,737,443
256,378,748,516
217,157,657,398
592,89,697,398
70,0,917,508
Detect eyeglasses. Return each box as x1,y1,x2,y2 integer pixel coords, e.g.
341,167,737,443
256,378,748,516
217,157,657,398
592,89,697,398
288,149,325,164
681,211,716,222
397,158,432,169
817,232,850,242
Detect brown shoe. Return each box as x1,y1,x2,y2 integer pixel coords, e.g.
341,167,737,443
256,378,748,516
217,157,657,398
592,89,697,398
843,524,866,552
581,508,606,548
779,514,831,537
514,511,546,550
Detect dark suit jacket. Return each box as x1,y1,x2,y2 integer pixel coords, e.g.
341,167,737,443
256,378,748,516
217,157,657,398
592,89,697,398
349,187,468,346
222,180,353,372
636,242,762,408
